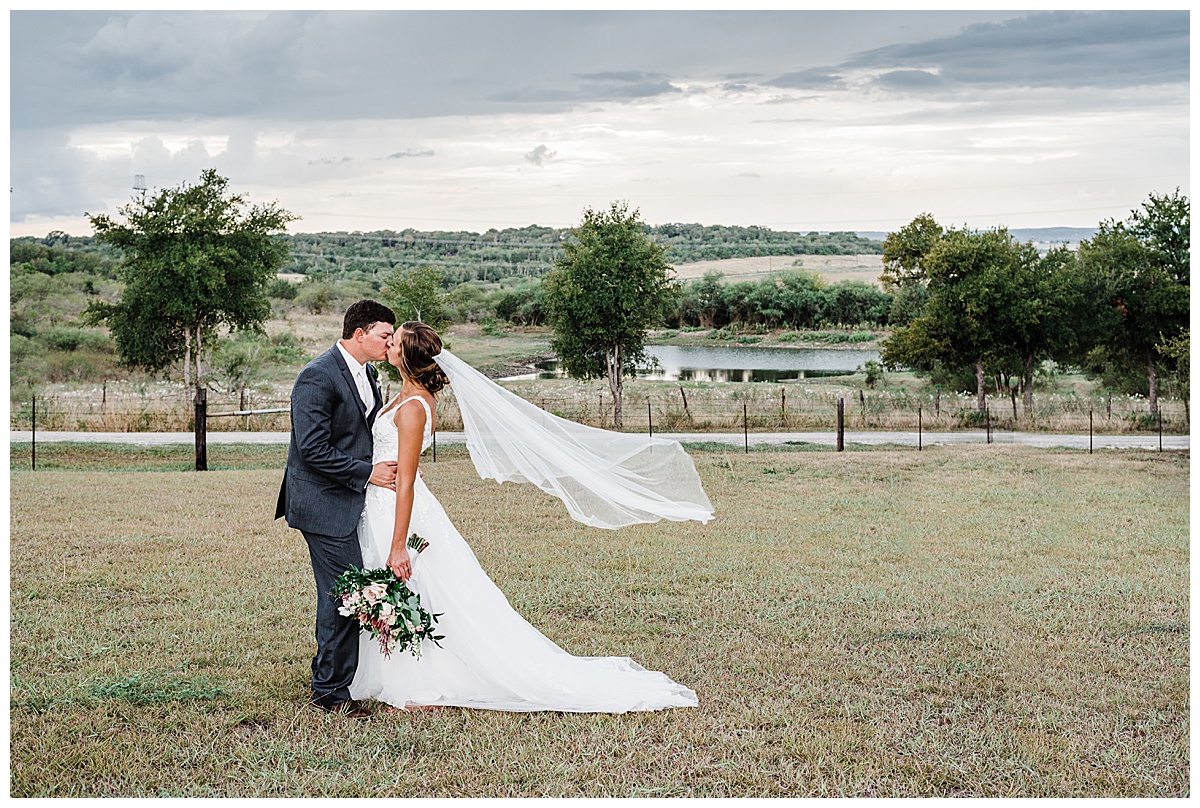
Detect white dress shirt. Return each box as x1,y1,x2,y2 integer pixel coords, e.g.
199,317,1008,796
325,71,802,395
336,341,374,415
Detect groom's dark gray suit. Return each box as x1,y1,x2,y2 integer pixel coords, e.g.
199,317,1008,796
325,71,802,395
276,345,383,707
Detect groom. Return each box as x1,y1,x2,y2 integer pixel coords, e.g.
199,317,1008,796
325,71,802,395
276,299,398,719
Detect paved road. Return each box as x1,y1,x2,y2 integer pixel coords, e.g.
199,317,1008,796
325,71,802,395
10,430,1189,450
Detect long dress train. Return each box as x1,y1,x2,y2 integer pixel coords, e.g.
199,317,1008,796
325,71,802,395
348,395,698,712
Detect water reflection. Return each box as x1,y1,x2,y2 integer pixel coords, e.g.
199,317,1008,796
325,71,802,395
521,345,882,382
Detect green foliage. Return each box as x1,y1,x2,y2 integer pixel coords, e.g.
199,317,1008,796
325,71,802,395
267,277,299,299
84,169,297,387
880,212,943,290
673,271,890,331
494,282,546,325
861,360,884,388
207,330,275,406
881,224,1040,408
380,263,449,328
9,240,125,388
294,279,333,314
543,202,677,424
278,224,883,284
41,326,111,353
887,282,928,326
1156,328,1189,409
1078,191,1190,411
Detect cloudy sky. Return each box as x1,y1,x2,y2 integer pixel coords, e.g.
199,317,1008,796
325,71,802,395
8,8,1190,237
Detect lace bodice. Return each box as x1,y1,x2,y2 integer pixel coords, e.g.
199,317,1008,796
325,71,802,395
371,395,432,464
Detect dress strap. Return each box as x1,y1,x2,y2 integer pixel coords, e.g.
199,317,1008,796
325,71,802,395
396,395,432,433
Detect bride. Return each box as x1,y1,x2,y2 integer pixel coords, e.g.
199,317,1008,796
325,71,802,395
349,321,714,713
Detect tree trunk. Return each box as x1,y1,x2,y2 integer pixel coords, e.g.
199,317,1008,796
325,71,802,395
183,330,192,389
194,322,204,389
1022,353,1035,412
975,360,986,413
607,345,623,428
1147,349,1158,416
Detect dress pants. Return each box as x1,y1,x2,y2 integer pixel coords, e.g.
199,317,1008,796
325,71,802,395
302,527,364,707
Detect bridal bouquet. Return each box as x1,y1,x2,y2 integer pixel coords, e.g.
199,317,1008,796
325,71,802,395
331,536,443,659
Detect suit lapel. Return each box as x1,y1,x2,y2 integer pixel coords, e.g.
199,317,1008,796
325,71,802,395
330,347,372,427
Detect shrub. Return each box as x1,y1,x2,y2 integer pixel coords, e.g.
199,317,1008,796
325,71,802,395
268,278,299,299
296,282,332,314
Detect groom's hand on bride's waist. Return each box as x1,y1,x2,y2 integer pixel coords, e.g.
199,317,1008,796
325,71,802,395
369,461,398,490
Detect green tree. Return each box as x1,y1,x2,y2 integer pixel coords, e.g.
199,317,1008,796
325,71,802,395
380,263,448,328
879,212,944,291
543,201,677,427
1006,246,1088,410
85,169,297,392
1078,191,1189,415
882,226,1035,412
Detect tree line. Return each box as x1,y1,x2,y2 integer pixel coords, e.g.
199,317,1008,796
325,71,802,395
879,192,1189,416
10,169,1189,428
277,223,883,285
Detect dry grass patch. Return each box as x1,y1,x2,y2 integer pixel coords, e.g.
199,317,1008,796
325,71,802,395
9,446,1188,796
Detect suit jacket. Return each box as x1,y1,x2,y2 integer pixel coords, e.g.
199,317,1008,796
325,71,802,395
276,345,383,536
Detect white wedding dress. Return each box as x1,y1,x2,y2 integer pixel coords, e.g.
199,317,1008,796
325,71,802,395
349,395,699,712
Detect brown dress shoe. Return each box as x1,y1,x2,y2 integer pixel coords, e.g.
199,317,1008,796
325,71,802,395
314,699,372,719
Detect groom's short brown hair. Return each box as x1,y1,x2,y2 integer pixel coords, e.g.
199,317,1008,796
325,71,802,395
342,299,396,339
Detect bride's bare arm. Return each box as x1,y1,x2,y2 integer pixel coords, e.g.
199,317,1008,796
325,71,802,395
386,401,426,580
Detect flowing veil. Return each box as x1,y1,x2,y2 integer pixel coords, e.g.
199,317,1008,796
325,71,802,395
433,350,714,530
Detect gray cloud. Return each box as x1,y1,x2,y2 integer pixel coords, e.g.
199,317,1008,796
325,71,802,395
765,68,845,91
387,149,434,159
847,10,1188,90
574,70,666,83
873,69,946,91
524,145,557,167
11,10,1025,130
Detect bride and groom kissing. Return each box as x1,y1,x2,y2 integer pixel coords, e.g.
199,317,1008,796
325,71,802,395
276,299,714,718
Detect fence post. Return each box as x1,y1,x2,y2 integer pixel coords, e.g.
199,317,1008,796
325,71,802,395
102,380,107,414
1106,389,1111,420
743,401,749,454
31,396,36,471
194,387,208,471
679,386,689,416
1158,410,1162,452
985,402,991,445
918,405,922,452
599,393,604,428
935,388,941,417
432,428,437,462
836,397,844,452
780,386,786,423
1089,410,1093,455
648,400,653,438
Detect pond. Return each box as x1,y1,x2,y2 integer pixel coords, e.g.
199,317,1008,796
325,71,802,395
519,344,882,382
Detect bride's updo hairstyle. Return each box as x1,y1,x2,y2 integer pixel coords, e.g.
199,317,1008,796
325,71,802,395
397,321,450,395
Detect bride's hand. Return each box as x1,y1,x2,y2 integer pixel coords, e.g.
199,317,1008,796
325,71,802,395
387,545,412,581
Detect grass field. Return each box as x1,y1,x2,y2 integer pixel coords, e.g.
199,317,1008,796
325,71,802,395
9,443,1188,797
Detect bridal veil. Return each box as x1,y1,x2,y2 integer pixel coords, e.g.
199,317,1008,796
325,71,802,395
433,350,714,530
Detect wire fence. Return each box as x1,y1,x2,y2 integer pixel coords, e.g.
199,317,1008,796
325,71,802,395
9,384,1189,437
